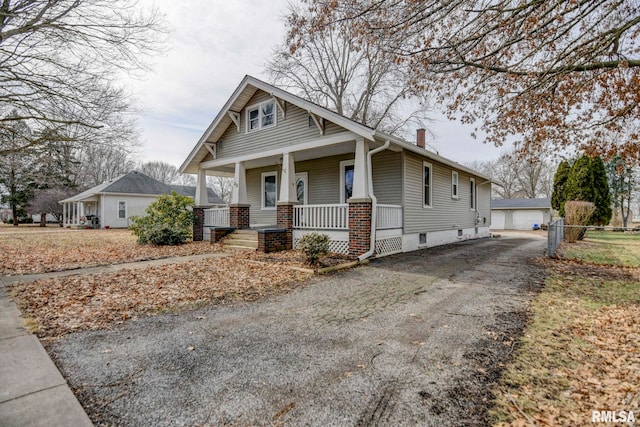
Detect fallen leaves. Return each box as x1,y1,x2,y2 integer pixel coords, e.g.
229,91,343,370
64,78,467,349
9,254,312,339
0,229,221,275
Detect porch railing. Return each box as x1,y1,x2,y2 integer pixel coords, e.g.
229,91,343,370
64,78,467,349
293,204,348,230
204,207,230,227
376,204,402,230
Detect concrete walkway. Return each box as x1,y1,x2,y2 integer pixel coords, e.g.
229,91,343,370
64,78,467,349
0,252,230,426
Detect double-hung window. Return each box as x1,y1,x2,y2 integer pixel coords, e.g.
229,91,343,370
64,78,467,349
451,171,459,199
423,161,432,208
117,201,126,219
246,100,276,132
262,172,277,210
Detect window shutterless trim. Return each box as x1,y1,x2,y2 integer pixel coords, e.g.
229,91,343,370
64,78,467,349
423,161,433,208
451,171,459,199
245,99,277,133
261,171,278,210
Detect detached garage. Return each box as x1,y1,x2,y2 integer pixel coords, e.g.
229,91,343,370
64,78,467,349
491,198,553,230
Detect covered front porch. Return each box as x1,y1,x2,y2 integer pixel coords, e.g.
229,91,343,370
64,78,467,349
60,198,100,228
193,134,404,257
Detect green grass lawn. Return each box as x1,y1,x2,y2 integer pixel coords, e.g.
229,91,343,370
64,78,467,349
561,231,640,267
492,232,640,426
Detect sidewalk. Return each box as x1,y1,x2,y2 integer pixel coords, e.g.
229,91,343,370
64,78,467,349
0,279,93,427
0,252,229,426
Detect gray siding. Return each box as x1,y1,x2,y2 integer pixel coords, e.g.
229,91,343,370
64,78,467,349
403,152,489,234
216,90,345,160
244,151,402,226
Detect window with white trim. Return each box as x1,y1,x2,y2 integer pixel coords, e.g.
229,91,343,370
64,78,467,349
262,172,277,210
451,171,459,199
470,177,476,210
340,160,355,203
117,201,126,219
423,161,432,208
246,100,276,132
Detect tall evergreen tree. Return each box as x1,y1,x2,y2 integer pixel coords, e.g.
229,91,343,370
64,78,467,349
551,160,571,217
564,155,612,225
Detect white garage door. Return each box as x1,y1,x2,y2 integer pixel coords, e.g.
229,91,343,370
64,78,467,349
491,211,505,229
513,210,544,230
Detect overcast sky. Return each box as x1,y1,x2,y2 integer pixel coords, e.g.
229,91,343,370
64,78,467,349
130,0,507,170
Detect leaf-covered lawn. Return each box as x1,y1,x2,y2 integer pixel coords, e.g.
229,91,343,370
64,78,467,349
9,255,312,339
492,237,640,425
0,229,221,275
561,231,640,268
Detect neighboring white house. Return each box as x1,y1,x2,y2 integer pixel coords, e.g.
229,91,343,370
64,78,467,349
179,75,496,258
60,171,224,229
491,198,553,230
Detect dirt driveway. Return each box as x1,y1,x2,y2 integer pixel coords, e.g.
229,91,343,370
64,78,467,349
48,233,546,426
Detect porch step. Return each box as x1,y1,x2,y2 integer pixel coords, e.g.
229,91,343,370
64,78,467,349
222,230,258,250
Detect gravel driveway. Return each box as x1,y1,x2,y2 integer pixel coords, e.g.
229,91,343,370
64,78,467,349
49,233,546,426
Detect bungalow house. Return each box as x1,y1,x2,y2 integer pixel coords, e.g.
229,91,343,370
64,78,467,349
180,75,494,259
60,171,224,229
491,198,553,230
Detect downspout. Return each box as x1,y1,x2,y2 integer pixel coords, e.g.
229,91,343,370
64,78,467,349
358,140,391,262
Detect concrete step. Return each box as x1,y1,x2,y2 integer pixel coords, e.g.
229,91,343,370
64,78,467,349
232,229,258,236
226,233,257,240
224,239,258,248
223,245,256,251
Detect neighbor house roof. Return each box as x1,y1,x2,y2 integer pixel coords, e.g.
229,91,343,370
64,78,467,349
179,75,493,182
170,185,225,205
60,171,223,204
491,198,552,210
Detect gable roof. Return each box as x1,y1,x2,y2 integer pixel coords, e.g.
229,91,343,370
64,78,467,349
179,75,493,182
491,198,552,210
180,75,377,174
60,171,223,204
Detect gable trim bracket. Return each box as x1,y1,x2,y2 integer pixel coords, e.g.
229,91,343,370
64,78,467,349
309,112,325,135
227,111,240,132
273,97,286,120
204,142,217,159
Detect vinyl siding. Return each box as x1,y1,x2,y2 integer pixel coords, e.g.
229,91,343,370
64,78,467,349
244,151,402,225
403,152,489,234
216,90,345,160
101,194,158,228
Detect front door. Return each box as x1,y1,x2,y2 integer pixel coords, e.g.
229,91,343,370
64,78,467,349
295,172,308,205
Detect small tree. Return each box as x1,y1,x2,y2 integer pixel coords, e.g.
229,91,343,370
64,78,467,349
129,192,194,245
564,201,595,243
564,155,612,225
297,233,330,265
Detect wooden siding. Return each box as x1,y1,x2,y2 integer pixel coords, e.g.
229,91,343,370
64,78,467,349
403,151,490,234
216,89,345,160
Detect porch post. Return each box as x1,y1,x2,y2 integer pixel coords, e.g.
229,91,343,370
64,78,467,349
230,161,250,229
277,152,296,250
194,168,208,206
62,203,67,227
351,138,369,200
348,138,372,257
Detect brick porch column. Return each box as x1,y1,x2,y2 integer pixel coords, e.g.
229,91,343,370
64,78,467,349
229,204,250,229
193,207,204,241
277,202,295,250
348,200,372,257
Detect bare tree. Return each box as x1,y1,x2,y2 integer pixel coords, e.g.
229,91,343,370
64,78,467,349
76,144,138,187
139,161,180,184
30,187,75,226
207,176,233,203
0,0,165,154
269,3,431,137
174,174,196,186
289,1,640,159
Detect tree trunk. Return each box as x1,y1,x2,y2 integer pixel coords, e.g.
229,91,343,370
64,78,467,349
40,212,47,227
11,203,18,226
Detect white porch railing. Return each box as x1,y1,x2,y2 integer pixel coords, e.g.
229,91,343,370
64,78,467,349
293,204,348,230
204,207,230,227
376,204,402,230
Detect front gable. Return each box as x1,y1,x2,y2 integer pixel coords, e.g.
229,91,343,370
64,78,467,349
180,75,375,174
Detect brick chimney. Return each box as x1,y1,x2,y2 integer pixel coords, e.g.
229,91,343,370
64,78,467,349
416,128,426,149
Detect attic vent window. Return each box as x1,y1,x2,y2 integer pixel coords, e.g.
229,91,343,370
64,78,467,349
246,99,276,132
